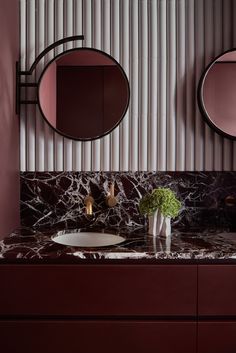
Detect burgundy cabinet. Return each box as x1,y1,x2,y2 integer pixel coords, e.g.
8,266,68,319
0,320,196,353
0,264,198,353
198,322,236,353
198,265,236,316
0,264,197,316
198,265,236,353
3,261,236,352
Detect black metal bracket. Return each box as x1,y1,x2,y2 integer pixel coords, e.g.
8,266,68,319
16,35,84,114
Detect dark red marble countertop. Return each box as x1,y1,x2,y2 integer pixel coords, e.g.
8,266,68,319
1,226,236,263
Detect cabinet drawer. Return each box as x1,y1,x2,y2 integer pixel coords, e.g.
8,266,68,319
0,320,197,353
0,264,197,316
198,322,236,353
198,265,236,315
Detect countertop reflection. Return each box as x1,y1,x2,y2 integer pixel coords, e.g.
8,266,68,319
1,226,236,263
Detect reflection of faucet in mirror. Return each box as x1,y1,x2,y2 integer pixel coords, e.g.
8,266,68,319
106,182,117,207
84,194,95,215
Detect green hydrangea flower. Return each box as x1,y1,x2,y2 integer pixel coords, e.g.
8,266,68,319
139,187,181,218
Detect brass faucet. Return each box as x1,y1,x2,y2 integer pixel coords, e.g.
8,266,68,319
84,194,95,215
106,182,117,207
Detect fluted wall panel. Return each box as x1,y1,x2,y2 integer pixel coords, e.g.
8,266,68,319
20,0,236,171
213,0,223,171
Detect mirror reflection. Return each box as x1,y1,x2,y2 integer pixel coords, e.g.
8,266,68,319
199,50,236,139
38,48,130,141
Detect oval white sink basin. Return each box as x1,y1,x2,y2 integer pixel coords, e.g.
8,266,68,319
52,231,126,248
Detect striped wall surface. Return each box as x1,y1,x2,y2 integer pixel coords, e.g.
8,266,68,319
20,0,236,172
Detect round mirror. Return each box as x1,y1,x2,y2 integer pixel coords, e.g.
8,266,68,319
38,48,130,141
198,49,236,139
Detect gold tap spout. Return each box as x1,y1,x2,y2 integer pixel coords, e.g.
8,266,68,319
84,195,94,215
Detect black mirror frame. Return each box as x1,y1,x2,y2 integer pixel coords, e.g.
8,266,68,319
37,47,130,142
16,36,130,142
197,48,236,141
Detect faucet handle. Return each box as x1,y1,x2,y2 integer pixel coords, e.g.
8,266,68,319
106,183,117,207
84,195,94,215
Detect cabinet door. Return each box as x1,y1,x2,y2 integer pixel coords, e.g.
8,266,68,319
0,264,197,316
0,320,196,353
198,322,236,353
198,265,236,315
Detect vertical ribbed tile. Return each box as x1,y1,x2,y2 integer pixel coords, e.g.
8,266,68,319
91,0,101,171
100,0,111,171
149,0,158,171
129,0,139,171
26,0,36,171
213,0,223,171
54,0,64,171
44,0,55,171
139,0,148,170
204,0,214,171
82,0,92,171
166,0,176,171
72,0,83,171
194,0,204,170
157,0,167,171
63,0,73,171
20,0,236,172
185,0,195,170
35,0,45,171
110,0,120,171
176,0,185,170
222,0,233,171
119,0,129,171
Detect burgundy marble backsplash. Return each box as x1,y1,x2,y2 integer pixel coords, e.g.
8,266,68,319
20,172,236,231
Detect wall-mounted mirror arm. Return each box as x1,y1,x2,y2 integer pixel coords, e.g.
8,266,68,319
19,35,84,75
16,35,84,114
